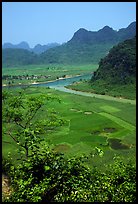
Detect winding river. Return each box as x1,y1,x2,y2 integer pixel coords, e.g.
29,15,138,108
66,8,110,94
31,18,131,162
3,73,136,105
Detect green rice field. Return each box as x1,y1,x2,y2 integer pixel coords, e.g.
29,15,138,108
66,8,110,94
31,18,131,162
2,64,98,86
2,86,136,169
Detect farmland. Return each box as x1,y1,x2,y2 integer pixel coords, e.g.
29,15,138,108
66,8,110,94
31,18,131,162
2,85,136,169
2,64,97,86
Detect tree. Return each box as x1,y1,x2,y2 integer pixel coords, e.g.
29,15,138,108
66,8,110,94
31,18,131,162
2,90,136,202
3,148,136,202
2,89,65,159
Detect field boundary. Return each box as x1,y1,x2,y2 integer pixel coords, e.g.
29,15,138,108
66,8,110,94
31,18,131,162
99,112,136,131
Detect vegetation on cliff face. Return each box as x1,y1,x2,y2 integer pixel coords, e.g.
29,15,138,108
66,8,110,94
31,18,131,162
88,36,136,99
67,37,136,99
91,36,136,85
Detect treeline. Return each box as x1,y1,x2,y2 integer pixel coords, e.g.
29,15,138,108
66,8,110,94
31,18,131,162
2,74,50,80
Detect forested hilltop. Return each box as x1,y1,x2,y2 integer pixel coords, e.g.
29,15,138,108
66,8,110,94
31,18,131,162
90,36,136,99
68,36,136,99
2,22,136,67
91,36,136,84
37,21,136,65
2,49,39,67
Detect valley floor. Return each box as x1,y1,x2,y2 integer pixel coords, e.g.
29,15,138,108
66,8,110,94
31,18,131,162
3,86,136,170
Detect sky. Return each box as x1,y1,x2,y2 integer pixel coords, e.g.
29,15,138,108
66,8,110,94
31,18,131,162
2,2,136,48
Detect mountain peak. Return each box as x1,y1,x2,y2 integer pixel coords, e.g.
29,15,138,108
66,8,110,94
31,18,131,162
2,22,136,66
98,25,115,33
69,28,91,43
76,28,88,33
18,41,30,49
126,21,136,32
127,21,136,28
102,25,112,30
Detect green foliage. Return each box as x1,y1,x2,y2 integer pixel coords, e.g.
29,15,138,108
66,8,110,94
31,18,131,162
3,86,136,168
86,37,136,100
2,48,39,67
2,89,136,202
3,147,136,202
2,89,64,158
91,37,136,85
39,42,114,65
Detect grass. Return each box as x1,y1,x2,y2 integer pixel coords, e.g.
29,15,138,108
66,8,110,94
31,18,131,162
67,79,136,100
2,86,136,168
2,64,98,86
99,112,135,131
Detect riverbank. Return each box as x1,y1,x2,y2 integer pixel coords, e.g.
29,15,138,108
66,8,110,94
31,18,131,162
66,80,136,101
2,73,135,105
2,74,87,87
54,86,136,105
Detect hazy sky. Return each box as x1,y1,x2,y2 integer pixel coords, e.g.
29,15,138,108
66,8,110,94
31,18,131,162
2,2,136,48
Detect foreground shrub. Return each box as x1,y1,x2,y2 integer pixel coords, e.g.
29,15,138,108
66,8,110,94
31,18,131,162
3,144,136,202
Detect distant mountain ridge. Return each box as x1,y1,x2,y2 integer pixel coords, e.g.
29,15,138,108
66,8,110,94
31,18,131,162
2,21,136,67
39,21,136,64
33,43,60,54
2,42,60,54
69,22,136,44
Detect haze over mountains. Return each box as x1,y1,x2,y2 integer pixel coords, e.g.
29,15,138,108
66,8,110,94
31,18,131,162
2,21,136,67
2,42,60,54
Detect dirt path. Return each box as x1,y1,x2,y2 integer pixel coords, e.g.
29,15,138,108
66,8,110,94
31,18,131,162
52,86,136,105
2,174,12,200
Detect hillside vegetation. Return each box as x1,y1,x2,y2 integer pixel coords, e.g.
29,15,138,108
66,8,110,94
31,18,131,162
2,22,136,67
68,36,136,99
2,49,39,67
40,22,135,65
91,36,136,85
90,36,136,98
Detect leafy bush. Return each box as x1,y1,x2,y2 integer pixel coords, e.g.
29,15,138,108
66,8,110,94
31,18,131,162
3,146,136,202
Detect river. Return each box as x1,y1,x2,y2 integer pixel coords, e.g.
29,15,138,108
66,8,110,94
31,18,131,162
3,73,92,89
3,73,136,105
33,73,92,87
